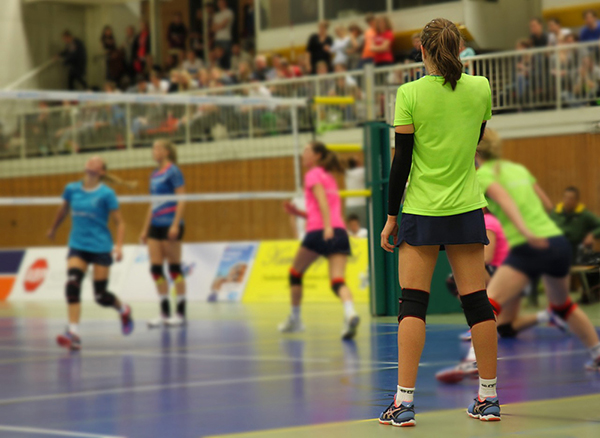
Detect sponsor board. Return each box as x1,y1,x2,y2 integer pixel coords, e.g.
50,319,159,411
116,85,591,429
0,250,25,301
243,238,369,303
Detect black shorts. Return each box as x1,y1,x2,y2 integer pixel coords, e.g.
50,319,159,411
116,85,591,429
67,248,112,266
148,224,185,241
504,235,571,279
302,228,351,256
397,209,489,249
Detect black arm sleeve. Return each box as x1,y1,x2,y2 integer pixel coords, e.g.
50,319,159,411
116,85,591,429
388,133,414,216
478,121,487,144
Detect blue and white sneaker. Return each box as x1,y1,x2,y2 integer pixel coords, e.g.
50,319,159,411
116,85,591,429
120,305,134,336
467,396,501,421
379,396,416,427
584,357,600,372
548,309,570,334
459,329,472,341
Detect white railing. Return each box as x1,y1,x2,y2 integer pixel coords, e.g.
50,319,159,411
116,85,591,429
1,40,599,161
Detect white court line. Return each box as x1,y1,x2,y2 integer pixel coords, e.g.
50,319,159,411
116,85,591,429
0,424,125,437
0,365,396,406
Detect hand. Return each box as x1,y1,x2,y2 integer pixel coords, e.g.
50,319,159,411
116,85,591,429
139,230,148,245
283,201,297,216
583,233,595,248
113,246,123,262
381,216,399,253
168,224,180,240
323,227,334,241
525,233,549,250
47,228,56,241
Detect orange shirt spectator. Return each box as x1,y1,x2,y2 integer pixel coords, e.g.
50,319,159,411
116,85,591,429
360,14,377,66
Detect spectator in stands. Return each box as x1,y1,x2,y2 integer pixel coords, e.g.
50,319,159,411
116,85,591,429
548,17,571,45
101,26,120,82
409,33,421,62
190,31,204,61
132,21,151,76
147,70,170,94
252,55,269,81
59,30,88,90
552,186,600,259
371,16,394,67
515,38,533,106
213,45,229,71
460,38,476,74
182,50,204,75
168,12,188,54
307,21,333,74
347,23,364,70
580,10,600,42
128,74,148,94
331,25,351,68
573,54,600,102
230,43,252,71
359,14,377,68
281,58,302,78
123,25,136,79
266,55,282,81
346,214,368,238
197,68,210,88
235,60,252,84
529,17,549,47
213,0,234,68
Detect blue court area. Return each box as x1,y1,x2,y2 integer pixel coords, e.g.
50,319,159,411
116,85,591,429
0,301,599,437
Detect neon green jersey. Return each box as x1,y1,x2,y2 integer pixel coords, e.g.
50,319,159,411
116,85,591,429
394,74,491,216
477,160,562,247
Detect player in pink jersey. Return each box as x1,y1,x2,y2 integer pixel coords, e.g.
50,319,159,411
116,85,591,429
281,142,360,340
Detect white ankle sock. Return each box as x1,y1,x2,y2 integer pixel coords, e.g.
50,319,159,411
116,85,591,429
291,306,301,320
536,309,550,324
479,377,497,399
589,343,600,360
68,323,79,335
466,343,476,362
395,385,414,405
343,300,356,318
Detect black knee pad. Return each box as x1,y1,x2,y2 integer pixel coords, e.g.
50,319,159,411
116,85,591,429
331,278,345,296
289,268,303,286
93,280,116,307
497,323,518,338
551,298,577,321
169,264,184,283
460,290,496,328
398,289,430,323
151,264,166,284
66,268,85,304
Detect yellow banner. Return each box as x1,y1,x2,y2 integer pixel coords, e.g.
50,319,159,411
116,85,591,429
243,238,370,303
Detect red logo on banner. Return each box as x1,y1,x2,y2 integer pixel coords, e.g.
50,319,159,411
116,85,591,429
24,259,48,292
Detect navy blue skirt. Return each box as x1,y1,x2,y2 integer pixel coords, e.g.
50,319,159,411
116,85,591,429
397,209,489,250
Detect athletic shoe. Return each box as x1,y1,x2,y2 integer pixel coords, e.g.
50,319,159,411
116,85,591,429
147,316,168,329
548,309,570,334
278,315,304,333
467,396,501,421
379,397,416,427
435,360,479,384
166,315,186,327
584,357,600,372
121,305,134,336
459,329,472,341
341,315,360,341
57,330,81,351
207,293,217,302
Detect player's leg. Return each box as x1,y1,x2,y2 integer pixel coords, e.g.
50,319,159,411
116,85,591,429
543,275,600,370
57,256,88,350
165,239,186,326
380,243,438,427
328,253,359,340
278,246,320,333
93,263,134,335
446,244,501,421
148,237,169,328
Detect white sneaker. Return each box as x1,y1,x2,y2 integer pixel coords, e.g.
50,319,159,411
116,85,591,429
341,315,360,340
278,315,304,333
165,315,186,327
147,316,167,329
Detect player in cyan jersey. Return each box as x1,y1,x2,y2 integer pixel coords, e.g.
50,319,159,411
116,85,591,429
47,156,134,350
140,140,187,328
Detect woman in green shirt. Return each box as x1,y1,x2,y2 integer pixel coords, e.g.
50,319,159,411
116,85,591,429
379,18,500,426
475,129,600,371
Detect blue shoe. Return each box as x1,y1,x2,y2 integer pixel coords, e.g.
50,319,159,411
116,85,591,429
379,397,416,427
459,329,472,341
585,357,600,372
57,330,81,351
548,309,570,334
467,396,501,421
121,305,134,336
